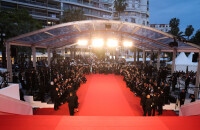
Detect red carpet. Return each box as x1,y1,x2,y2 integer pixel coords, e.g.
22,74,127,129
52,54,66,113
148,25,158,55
0,115,200,130
34,74,177,116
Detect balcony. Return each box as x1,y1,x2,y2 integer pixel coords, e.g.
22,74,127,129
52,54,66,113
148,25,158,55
29,11,60,20
2,0,61,11
62,0,112,12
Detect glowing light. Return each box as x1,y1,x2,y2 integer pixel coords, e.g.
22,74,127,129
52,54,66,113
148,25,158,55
123,41,133,47
107,39,118,47
92,38,104,47
77,40,88,46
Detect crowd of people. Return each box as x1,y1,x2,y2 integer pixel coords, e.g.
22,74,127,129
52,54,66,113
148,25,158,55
50,64,87,115
18,57,89,115
16,54,197,116
121,65,171,116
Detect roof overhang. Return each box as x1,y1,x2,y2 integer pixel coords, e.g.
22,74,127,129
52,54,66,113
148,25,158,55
7,20,200,52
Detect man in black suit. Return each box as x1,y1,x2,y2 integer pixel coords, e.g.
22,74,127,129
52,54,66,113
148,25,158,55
157,91,164,115
140,92,146,116
190,94,195,103
172,74,177,91
152,93,158,116
185,76,190,92
144,95,152,116
54,87,60,110
67,92,76,116
163,83,170,104
180,89,186,106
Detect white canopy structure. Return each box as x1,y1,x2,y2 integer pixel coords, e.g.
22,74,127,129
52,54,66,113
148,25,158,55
188,52,194,62
167,52,197,72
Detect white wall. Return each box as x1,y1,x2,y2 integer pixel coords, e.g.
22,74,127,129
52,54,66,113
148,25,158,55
0,94,33,115
0,84,20,100
0,84,32,115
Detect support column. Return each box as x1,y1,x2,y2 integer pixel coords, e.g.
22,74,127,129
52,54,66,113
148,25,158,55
61,48,65,59
171,49,176,74
73,46,76,59
47,48,51,67
195,51,200,98
6,42,12,82
115,48,118,61
113,49,115,60
83,48,85,57
137,49,139,62
32,46,36,69
89,48,91,59
150,51,153,65
157,50,161,70
143,50,146,64
70,47,73,58
81,48,83,58
144,51,146,63
134,48,136,64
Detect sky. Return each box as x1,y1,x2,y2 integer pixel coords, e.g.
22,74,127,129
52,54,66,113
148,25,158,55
149,0,200,33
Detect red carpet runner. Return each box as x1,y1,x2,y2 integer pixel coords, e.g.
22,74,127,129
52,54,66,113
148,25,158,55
1,116,200,130
34,74,177,116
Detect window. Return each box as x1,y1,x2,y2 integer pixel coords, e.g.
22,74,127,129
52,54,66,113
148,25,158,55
142,14,146,18
91,10,98,15
125,19,128,22
83,8,89,14
143,21,145,25
114,12,118,17
131,18,136,23
135,0,140,8
131,12,136,16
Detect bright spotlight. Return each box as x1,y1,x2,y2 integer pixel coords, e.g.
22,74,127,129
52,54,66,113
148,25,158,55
107,39,118,47
92,38,104,47
77,40,88,46
123,41,133,47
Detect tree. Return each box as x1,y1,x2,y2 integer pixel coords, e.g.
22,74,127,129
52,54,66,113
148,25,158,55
185,25,194,40
60,9,85,23
168,18,183,39
114,0,127,20
0,8,42,68
190,29,200,45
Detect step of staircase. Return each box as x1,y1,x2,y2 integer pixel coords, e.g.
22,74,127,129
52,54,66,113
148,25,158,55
163,103,179,111
24,96,54,108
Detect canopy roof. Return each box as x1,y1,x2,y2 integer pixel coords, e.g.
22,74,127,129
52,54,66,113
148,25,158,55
7,20,200,52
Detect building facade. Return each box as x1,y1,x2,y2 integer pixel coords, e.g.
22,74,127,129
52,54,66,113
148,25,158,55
0,0,113,26
112,0,149,26
1,0,150,26
150,24,171,32
60,0,113,20
0,0,61,26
